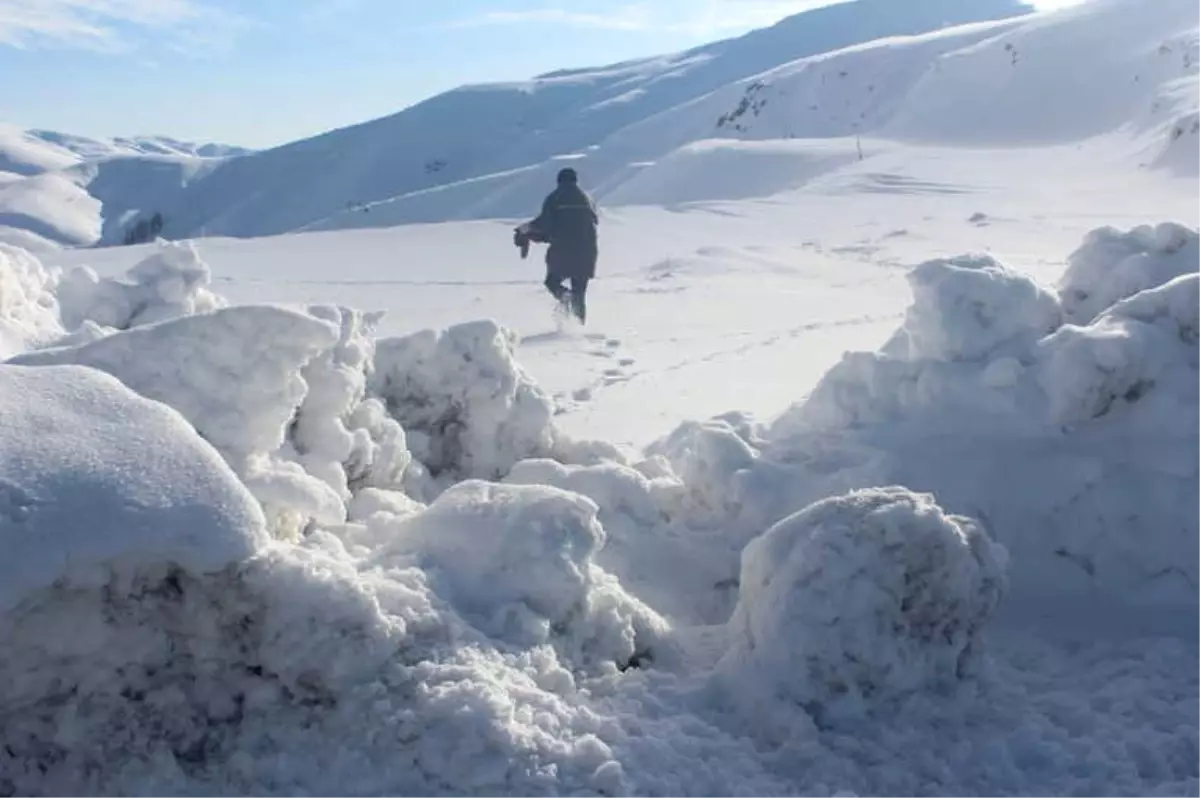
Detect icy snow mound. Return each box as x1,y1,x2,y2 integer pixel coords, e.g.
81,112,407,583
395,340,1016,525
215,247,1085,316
1039,272,1199,426
57,240,226,332
0,244,63,358
366,480,668,671
9,305,351,532
719,487,1006,720
1058,222,1200,325
0,364,267,612
891,254,1062,362
12,305,337,459
763,224,1199,613
288,305,412,504
371,320,555,493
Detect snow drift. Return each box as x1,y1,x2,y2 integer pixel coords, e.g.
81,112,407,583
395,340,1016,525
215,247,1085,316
371,320,556,493
719,487,1007,722
0,364,267,613
0,221,1195,795
56,239,226,331
756,223,1199,614
0,243,63,357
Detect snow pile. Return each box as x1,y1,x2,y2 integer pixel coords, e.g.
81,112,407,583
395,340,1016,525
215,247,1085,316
10,305,347,534
0,364,267,612
889,254,1062,362
1058,222,1199,324
56,239,225,332
371,320,556,493
759,224,1198,612
1038,272,1199,426
0,243,63,357
644,413,765,525
364,480,668,672
718,487,1007,724
286,305,412,503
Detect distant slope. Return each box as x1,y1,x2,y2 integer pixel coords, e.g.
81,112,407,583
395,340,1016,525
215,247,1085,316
305,0,1198,232
0,127,250,248
27,130,254,161
145,0,1032,240
3,0,1196,247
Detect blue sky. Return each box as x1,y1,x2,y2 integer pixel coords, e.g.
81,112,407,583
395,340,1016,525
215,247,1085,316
2,0,1080,149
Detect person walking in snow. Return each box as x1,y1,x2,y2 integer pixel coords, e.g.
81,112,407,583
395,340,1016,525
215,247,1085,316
514,167,599,325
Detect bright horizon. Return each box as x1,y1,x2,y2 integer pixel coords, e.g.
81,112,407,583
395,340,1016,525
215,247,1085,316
3,0,1086,149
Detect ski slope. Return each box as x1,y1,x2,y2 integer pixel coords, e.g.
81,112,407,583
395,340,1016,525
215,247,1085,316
0,0,1198,794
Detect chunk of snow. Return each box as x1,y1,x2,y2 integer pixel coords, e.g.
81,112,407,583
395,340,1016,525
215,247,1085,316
12,304,337,458
0,243,63,357
719,487,1007,720
371,320,555,491
894,254,1062,362
57,239,226,332
1037,272,1199,426
289,305,412,500
10,305,345,533
763,224,1199,613
0,364,266,611
367,480,668,671
1058,222,1199,325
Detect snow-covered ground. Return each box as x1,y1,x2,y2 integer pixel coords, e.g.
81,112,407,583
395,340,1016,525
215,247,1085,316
1,0,1198,794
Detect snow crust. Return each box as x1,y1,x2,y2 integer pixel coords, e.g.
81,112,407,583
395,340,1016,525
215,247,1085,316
371,320,556,493
0,243,63,357
0,221,1195,795
764,226,1199,614
0,364,267,612
719,487,1008,721
57,239,225,331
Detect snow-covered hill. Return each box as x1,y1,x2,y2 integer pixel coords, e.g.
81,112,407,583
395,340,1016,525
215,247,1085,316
0,0,1034,248
4,0,1196,248
307,0,1198,230
0,126,248,251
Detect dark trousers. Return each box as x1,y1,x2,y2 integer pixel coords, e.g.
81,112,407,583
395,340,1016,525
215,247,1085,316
544,272,588,324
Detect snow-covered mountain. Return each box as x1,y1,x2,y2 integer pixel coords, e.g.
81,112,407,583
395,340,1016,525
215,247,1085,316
1,0,1196,250
1,0,1034,247
0,126,249,251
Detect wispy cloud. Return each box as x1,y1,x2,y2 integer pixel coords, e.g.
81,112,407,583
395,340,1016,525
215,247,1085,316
445,1,839,36
0,0,248,53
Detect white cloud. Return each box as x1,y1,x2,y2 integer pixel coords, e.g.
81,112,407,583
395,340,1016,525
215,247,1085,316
0,0,246,52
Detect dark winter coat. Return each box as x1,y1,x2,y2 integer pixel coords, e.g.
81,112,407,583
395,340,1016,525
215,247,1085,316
528,183,599,279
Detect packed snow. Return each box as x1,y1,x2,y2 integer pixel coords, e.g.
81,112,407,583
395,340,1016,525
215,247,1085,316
1,0,1197,793
3,210,1195,794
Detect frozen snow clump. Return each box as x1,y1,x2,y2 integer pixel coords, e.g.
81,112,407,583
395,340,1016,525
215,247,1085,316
371,320,555,490
57,239,226,331
12,305,337,458
0,244,63,357
1058,222,1198,324
0,363,267,612
367,479,668,671
287,305,412,500
1038,272,1199,425
644,414,763,522
719,487,1007,718
11,305,345,533
891,254,1062,361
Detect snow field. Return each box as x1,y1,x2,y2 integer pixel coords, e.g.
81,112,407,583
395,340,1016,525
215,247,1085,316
0,220,1196,794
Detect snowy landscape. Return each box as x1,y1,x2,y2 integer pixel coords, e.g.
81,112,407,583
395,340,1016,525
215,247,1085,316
0,0,1198,794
